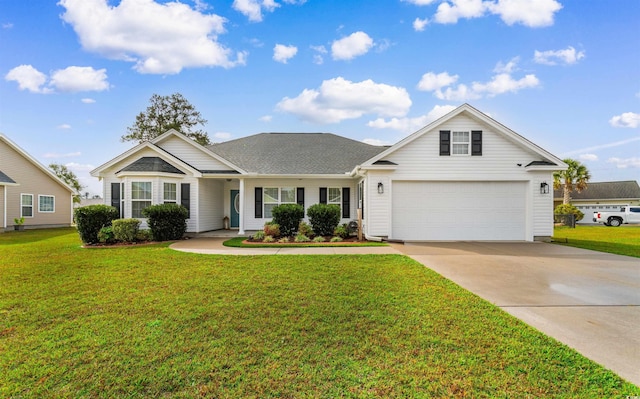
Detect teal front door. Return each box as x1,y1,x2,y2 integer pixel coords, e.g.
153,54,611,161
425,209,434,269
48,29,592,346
230,190,240,228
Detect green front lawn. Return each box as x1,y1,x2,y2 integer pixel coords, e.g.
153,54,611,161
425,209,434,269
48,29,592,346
1,228,638,398
553,225,640,257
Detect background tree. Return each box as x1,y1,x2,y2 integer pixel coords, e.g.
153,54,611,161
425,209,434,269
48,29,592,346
49,163,84,204
553,158,591,204
121,93,210,146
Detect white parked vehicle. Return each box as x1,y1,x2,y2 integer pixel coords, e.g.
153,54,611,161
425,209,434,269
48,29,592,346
593,206,640,226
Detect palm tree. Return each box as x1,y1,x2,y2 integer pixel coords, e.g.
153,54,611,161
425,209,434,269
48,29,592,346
553,158,591,204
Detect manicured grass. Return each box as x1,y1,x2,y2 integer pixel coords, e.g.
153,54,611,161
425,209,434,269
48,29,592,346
223,236,387,248
553,225,640,257
1,228,638,398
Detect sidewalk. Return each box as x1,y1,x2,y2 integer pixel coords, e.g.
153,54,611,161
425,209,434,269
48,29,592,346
170,237,403,255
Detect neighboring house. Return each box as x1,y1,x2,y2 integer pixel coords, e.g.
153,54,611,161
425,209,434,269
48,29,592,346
91,103,567,241
554,180,640,224
0,134,75,231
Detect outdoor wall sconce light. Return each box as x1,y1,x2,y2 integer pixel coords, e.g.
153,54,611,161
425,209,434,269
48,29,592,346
540,182,549,194
377,182,384,194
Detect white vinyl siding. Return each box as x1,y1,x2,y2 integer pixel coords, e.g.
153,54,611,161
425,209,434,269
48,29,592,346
157,135,236,172
38,195,55,213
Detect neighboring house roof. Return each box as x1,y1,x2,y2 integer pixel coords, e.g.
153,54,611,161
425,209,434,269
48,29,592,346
0,134,75,193
0,170,17,185
118,157,186,174
554,180,640,201
207,133,387,175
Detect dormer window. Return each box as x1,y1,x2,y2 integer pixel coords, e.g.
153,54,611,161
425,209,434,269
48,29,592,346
440,130,482,156
452,131,470,155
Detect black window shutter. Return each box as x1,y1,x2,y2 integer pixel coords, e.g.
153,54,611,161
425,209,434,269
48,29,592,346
297,187,305,216
440,130,451,156
319,187,327,204
471,130,482,156
342,187,350,219
255,187,263,218
181,183,191,218
111,183,121,218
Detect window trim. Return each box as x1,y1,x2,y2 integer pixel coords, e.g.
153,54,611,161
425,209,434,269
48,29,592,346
163,182,177,204
21,193,34,218
38,195,55,213
263,187,297,218
131,181,152,218
328,187,342,208
451,131,470,156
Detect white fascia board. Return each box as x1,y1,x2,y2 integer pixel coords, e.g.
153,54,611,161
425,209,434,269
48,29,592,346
358,165,398,171
0,134,75,193
152,129,247,175
525,165,566,172
247,174,355,180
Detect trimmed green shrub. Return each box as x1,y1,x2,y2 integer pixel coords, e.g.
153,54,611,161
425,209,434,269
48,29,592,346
263,222,280,238
554,204,584,222
98,226,116,244
74,204,119,244
333,224,349,239
307,204,341,236
294,234,310,242
142,203,188,241
112,218,141,243
136,229,153,242
271,204,304,237
298,221,313,238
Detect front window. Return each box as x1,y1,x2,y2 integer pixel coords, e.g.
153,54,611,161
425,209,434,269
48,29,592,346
328,188,341,206
21,194,33,217
264,187,296,218
131,182,152,218
452,131,470,155
38,195,55,213
163,183,177,204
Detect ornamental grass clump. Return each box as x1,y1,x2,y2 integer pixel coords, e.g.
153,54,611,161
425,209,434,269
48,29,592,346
263,222,280,238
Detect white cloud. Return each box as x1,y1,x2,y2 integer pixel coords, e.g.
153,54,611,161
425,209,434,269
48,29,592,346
422,60,539,101
273,44,298,64
50,66,109,92
579,153,598,161
259,115,272,122
413,17,429,31
43,151,81,158
59,0,246,74
233,0,279,22
534,46,585,65
311,45,327,64
57,124,72,130
488,0,562,27
562,136,640,156
81,98,96,104
421,0,561,27
609,112,640,128
417,71,459,91
331,31,374,61
64,162,95,172
277,77,412,124
5,65,52,93
213,132,231,140
367,104,457,133
3,23,13,29
434,0,488,24
607,157,640,169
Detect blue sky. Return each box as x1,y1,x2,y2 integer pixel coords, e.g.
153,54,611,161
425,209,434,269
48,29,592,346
1,0,638,196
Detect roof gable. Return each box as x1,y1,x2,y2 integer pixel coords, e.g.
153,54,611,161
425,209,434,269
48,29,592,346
208,133,386,175
117,157,186,175
0,170,18,185
362,103,566,170
0,134,75,193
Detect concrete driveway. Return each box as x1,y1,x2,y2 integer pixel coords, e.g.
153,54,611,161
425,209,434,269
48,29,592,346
393,241,640,386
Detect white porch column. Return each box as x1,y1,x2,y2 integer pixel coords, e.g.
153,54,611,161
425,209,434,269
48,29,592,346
238,178,245,235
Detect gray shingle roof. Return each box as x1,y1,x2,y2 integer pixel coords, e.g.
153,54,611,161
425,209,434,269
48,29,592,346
0,170,16,184
554,180,640,200
118,157,185,174
207,133,386,174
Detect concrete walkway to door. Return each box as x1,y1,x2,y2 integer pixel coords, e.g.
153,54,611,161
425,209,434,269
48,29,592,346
393,241,640,386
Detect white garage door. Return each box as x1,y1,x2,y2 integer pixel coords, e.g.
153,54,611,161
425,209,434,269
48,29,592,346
392,181,527,241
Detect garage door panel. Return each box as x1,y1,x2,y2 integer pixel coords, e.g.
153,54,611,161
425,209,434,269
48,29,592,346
392,181,526,241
